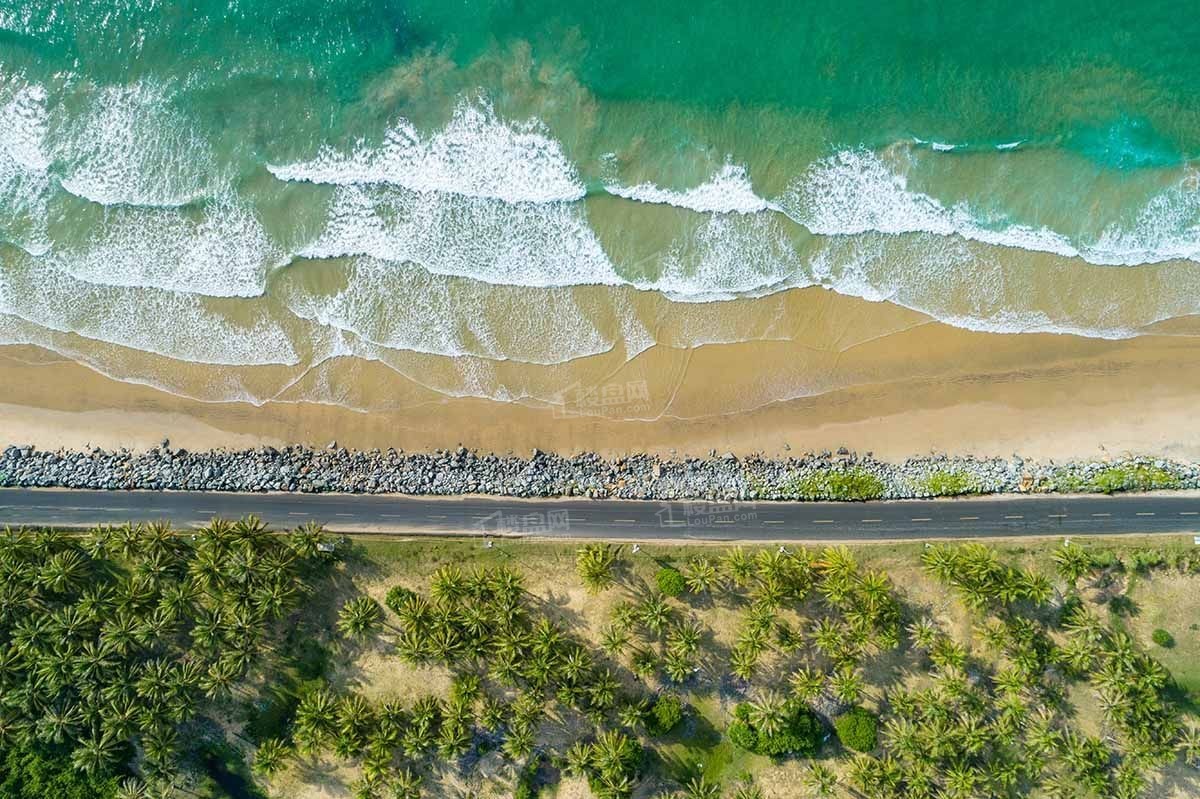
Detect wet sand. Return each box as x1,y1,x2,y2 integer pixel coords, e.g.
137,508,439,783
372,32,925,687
3,289,1200,462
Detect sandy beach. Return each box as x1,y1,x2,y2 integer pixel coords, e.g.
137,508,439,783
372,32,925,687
4,287,1200,462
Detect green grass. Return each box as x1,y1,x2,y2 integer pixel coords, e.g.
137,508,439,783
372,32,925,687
785,467,886,501
916,469,980,497
1055,464,1181,494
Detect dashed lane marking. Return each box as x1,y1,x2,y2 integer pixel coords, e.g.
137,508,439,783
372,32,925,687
613,519,638,524
861,519,882,523
335,513,354,517
287,512,308,517
959,516,980,521
813,520,834,524
1091,513,1111,517
1136,512,1155,516
1180,511,1199,516
427,514,447,519
1048,514,1067,518
1004,515,1024,520
910,517,932,522
763,520,784,525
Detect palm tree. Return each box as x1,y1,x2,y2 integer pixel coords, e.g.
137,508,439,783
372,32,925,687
722,547,754,587
638,594,672,635
338,596,382,640
71,728,121,776
684,558,719,595
1052,542,1093,585
600,624,630,657
746,690,788,736
115,777,147,799
576,543,619,593
732,783,763,799
907,617,939,651
789,666,825,703
829,668,864,705
682,776,720,799
253,737,289,777
390,768,422,799
804,763,838,797
1179,724,1200,766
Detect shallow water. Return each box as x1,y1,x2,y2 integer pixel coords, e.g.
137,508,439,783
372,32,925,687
2,0,1199,415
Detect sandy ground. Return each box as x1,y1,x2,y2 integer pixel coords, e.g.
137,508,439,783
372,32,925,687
3,299,1200,460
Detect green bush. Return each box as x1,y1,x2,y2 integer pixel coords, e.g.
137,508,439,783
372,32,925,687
1057,464,1180,494
833,707,878,752
918,469,979,497
0,740,118,799
655,567,686,597
728,703,822,758
787,468,885,501
385,585,416,615
1151,628,1175,648
648,694,685,736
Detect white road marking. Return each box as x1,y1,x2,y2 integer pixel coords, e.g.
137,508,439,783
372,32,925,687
959,516,980,521
427,514,447,519
1136,512,1155,516
910,517,932,522
288,512,308,517
813,520,834,524
1180,511,1198,516
1091,513,1111,518
763,520,784,525
613,519,637,524
335,513,353,517
861,519,882,523
1004,515,1024,520
1048,514,1067,518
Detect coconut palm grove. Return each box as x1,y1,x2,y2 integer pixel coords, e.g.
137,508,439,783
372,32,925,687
0,523,1197,798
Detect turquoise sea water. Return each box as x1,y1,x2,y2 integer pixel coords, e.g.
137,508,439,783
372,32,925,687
2,0,1200,408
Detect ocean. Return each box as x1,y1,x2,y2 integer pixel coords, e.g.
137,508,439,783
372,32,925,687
2,0,1199,419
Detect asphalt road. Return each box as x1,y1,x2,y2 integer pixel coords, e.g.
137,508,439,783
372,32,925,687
2,488,1200,541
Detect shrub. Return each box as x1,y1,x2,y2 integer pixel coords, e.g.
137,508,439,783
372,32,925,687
787,468,885,501
655,567,686,597
728,703,821,758
385,585,415,616
1057,464,1180,494
1151,628,1175,648
918,469,979,497
648,694,684,736
834,707,878,752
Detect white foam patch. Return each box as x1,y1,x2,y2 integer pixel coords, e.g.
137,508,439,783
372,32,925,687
300,184,623,288
781,149,1081,259
280,256,614,365
781,148,1200,267
268,100,585,204
651,212,811,300
0,79,51,254
0,247,297,365
606,163,776,214
52,193,278,297
809,232,1200,339
53,82,216,207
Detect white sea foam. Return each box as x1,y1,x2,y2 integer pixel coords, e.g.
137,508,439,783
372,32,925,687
0,247,298,365
782,148,1200,267
606,163,776,214
650,211,810,300
300,184,623,288
54,82,216,207
268,100,585,204
0,79,51,254
51,193,278,297
280,256,615,365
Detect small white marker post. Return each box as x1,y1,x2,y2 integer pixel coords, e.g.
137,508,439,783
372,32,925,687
1193,535,1200,546
485,538,493,549
631,544,641,554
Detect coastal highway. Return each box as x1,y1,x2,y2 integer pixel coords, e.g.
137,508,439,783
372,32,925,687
2,488,1200,541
